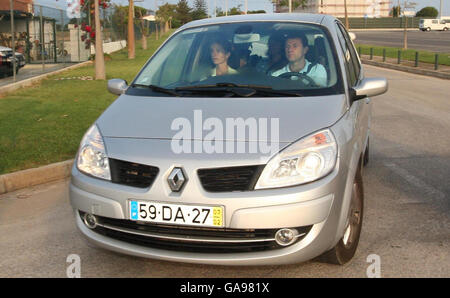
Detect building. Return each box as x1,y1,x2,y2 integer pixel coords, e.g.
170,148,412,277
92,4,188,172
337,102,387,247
275,0,391,18
0,0,33,13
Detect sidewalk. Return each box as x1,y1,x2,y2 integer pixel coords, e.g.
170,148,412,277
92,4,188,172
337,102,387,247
0,63,78,88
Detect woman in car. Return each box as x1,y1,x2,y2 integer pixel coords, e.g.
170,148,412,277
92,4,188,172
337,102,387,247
210,38,238,76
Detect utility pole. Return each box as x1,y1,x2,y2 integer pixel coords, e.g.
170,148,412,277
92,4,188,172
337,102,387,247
344,0,349,29
403,0,407,49
440,0,443,18
402,1,416,50
289,0,292,13
226,0,228,16
95,0,106,79
154,0,159,40
244,0,248,14
9,0,16,82
128,0,135,59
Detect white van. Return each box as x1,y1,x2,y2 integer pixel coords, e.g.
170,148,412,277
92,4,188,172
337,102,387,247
419,19,448,31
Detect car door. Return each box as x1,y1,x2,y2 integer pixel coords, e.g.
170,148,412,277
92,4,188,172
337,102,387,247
335,22,370,154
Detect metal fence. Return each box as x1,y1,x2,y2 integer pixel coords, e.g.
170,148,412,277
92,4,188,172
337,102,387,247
1,0,156,67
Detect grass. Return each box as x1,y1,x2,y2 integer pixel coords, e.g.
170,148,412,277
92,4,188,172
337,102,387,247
0,30,174,175
355,44,450,66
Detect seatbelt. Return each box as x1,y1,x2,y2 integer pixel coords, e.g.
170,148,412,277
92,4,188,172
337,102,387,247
304,62,317,75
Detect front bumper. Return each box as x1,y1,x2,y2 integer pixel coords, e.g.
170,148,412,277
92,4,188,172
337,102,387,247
70,156,349,265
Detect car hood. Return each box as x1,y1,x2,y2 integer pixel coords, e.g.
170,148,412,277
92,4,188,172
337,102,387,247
97,94,347,143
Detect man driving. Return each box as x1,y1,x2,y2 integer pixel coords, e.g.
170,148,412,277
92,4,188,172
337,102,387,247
271,33,327,87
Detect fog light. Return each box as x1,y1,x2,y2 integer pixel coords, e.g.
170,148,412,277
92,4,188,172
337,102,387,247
275,228,298,246
83,213,98,229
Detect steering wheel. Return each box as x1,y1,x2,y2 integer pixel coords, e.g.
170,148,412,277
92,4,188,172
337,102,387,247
278,72,318,87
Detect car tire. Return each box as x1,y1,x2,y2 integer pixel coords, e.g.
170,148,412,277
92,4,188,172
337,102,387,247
444,27,448,31
426,27,431,31
318,169,364,265
363,139,369,167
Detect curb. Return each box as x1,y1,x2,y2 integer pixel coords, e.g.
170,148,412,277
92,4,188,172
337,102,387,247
361,59,450,80
0,61,93,96
0,159,74,195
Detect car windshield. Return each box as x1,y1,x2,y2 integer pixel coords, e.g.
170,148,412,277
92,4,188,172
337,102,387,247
132,21,343,97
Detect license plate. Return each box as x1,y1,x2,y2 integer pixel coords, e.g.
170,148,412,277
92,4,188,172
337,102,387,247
129,200,224,228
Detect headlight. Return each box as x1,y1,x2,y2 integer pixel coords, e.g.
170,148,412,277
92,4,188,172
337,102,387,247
76,124,111,180
255,129,337,189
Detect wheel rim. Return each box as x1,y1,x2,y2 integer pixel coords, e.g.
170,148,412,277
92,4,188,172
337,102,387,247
343,182,362,248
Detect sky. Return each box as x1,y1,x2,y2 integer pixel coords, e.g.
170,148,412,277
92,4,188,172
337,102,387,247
34,0,450,17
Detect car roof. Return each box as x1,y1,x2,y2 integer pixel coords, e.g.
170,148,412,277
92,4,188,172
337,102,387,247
179,13,336,31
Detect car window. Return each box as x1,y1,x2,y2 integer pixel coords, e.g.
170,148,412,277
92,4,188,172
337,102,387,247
337,22,361,83
132,22,344,97
334,22,357,87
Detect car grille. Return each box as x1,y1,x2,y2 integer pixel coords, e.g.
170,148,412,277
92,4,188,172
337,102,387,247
82,213,313,254
109,158,159,188
197,165,265,192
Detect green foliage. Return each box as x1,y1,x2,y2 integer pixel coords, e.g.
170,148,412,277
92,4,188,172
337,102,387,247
416,7,439,18
157,3,177,23
248,10,266,14
356,44,450,66
175,0,193,26
278,0,309,10
191,0,208,20
390,6,401,17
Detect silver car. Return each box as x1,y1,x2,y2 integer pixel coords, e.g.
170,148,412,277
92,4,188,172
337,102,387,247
70,13,387,266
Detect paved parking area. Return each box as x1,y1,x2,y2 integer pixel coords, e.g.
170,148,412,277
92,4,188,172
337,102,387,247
0,63,78,88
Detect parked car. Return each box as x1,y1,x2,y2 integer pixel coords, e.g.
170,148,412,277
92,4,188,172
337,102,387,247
419,18,448,31
0,46,25,77
70,13,388,265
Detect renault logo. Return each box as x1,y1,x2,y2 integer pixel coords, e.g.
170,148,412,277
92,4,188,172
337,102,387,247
167,167,187,192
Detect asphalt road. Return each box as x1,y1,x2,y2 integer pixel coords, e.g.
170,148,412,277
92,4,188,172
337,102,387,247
0,65,449,278
354,30,450,53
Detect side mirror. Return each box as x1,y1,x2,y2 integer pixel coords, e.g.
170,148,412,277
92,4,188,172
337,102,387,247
351,77,388,102
107,79,128,95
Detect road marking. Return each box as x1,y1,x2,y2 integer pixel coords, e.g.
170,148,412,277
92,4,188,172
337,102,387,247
383,162,446,202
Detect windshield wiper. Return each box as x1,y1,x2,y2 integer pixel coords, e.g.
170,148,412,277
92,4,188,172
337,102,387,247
175,83,303,97
130,84,180,96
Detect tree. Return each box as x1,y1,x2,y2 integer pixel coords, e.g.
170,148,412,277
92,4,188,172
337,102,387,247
276,0,309,10
175,0,192,26
135,6,151,50
75,0,110,79
156,3,177,33
390,6,401,17
94,0,105,79
191,0,208,20
416,7,438,18
112,5,128,40
248,10,266,14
